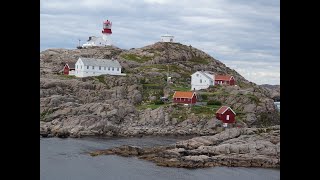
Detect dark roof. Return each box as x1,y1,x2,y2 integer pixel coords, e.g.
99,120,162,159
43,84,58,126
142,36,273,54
66,62,75,69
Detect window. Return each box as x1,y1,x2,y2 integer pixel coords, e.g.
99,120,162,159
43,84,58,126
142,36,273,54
104,67,106,70
196,74,199,77
81,65,82,69
77,65,78,69
200,79,202,83
108,67,110,70
87,66,89,69
117,68,119,71
92,66,94,69
99,66,101,70
112,67,114,71
226,115,229,121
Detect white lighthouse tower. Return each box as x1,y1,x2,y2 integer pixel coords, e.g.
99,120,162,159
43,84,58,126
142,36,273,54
102,20,112,45
82,19,113,48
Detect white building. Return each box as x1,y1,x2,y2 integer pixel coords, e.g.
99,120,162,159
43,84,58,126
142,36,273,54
82,20,113,48
161,34,174,42
82,36,111,48
191,71,215,90
74,57,123,77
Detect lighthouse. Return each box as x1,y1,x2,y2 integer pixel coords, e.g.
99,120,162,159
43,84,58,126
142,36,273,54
102,20,112,45
82,19,113,48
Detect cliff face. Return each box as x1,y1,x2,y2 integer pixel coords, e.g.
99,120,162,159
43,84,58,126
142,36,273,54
40,42,279,138
260,84,280,101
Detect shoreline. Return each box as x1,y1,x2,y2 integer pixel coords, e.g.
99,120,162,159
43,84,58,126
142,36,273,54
88,127,280,169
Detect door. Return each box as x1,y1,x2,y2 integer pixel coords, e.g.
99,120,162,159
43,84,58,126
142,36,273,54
226,115,229,121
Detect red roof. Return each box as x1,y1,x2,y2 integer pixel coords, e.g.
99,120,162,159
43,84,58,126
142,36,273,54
216,106,236,115
215,75,233,81
173,91,195,98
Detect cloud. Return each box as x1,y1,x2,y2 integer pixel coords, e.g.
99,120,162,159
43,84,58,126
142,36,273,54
40,0,279,85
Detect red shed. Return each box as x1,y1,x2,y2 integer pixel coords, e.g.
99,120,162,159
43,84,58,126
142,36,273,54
215,75,235,85
216,106,236,123
173,91,197,104
63,63,75,75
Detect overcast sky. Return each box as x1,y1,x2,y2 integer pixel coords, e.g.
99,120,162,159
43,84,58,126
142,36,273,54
40,0,280,85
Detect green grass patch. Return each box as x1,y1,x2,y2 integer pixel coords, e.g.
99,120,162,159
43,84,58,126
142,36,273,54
120,54,152,63
136,103,167,110
207,100,222,106
143,83,163,89
191,105,215,115
95,75,106,84
189,57,210,64
173,86,191,91
59,74,76,79
40,109,53,121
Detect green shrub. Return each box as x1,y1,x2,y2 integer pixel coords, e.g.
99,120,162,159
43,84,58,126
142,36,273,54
201,94,208,100
140,78,146,84
154,100,164,105
207,100,222,106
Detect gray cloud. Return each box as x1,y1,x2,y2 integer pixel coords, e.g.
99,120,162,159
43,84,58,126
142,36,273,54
40,0,279,85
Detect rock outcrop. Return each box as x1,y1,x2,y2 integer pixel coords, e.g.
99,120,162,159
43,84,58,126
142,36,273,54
90,126,280,168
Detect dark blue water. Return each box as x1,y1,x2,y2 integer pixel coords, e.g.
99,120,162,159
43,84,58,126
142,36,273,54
40,137,280,180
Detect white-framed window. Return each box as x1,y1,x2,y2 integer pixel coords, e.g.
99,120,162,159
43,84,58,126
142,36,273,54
200,79,202,83
99,66,101,70
87,66,89,69
112,67,114,71
117,68,119,71
108,67,110,70
196,74,199,77
226,115,229,120
77,65,78,69
81,65,82,69
92,66,94,69
104,67,106,70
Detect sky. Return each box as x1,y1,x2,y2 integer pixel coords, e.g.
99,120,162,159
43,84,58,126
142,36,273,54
40,0,280,85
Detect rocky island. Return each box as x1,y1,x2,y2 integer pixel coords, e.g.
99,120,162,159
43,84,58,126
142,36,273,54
40,42,280,168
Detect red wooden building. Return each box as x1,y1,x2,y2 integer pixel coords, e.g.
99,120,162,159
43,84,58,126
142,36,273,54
216,106,236,123
215,75,235,85
63,63,75,75
173,91,197,104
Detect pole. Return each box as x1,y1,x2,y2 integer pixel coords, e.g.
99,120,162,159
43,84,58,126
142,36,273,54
167,65,169,83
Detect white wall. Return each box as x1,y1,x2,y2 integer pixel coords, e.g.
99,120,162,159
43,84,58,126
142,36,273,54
191,72,214,90
74,59,122,77
161,36,174,42
69,70,75,76
82,36,111,47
